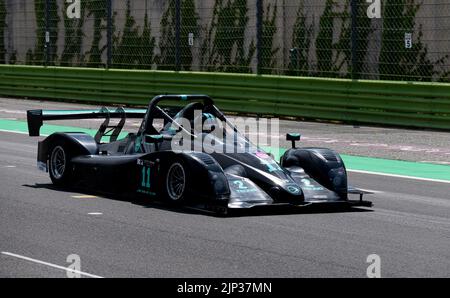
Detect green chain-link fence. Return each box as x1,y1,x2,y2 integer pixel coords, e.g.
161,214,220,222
1,0,449,82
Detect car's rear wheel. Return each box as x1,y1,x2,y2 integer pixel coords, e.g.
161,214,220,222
49,142,73,186
164,160,188,204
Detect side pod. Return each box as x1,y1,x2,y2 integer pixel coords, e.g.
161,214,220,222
182,152,231,200
137,151,231,201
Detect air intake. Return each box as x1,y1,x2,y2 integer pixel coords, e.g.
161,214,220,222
315,149,339,162
194,153,217,165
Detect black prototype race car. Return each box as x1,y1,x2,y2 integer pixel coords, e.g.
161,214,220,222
27,95,372,214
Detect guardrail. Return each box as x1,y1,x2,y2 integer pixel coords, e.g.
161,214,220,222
0,65,449,130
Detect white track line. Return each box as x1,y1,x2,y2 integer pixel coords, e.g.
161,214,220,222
0,128,49,137
0,109,26,114
1,252,103,278
348,169,450,184
72,195,98,199
0,129,29,135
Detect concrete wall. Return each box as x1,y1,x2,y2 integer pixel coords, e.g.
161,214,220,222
2,0,449,77
5,0,36,62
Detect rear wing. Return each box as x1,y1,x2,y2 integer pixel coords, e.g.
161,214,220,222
27,107,147,138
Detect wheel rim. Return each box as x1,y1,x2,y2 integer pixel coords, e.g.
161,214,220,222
50,146,66,180
166,163,186,201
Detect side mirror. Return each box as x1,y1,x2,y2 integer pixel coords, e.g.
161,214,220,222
286,133,301,149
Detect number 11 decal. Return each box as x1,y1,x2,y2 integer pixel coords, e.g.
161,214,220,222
141,166,151,189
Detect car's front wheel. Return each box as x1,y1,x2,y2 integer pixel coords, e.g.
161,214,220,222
49,142,73,186
164,160,189,204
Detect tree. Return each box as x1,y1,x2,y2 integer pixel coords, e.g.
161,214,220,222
31,0,60,65
179,0,199,70
379,0,449,81
158,0,199,71
288,3,313,76
60,0,85,66
0,0,6,64
201,0,255,73
113,0,156,69
85,0,107,67
259,3,279,74
315,0,351,78
351,1,372,79
315,0,334,76
138,4,156,69
113,0,141,68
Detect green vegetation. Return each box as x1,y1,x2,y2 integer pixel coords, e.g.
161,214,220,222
158,0,177,70
60,0,85,66
0,0,6,64
315,0,351,78
8,51,16,64
379,0,449,81
114,0,156,69
259,3,279,74
315,0,334,76
114,0,141,68
313,0,372,79
27,0,60,65
201,0,255,73
288,3,313,76
351,1,372,79
179,0,199,70
85,0,107,67
9,0,447,82
158,0,199,70
138,2,157,69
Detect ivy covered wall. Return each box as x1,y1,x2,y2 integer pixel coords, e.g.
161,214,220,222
379,0,449,81
0,0,6,64
1,0,448,82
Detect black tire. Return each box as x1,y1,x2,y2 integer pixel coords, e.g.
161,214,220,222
163,159,189,204
48,141,73,186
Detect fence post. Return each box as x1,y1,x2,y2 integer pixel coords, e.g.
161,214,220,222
175,0,181,71
107,0,113,69
256,0,263,74
350,0,358,79
44,0,50,66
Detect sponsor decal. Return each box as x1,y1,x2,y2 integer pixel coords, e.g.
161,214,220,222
287,185,301,195
232,180,258,194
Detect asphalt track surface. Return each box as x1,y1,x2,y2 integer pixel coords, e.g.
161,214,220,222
0,98,449,278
